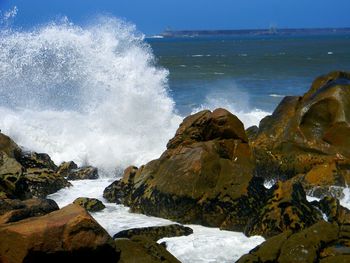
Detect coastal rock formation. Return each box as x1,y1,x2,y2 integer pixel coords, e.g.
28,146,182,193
0,132,71,199
67,166,99,180
0,198,59,224
252,71,350,185
104,108,267,231
245,180,322,238
0,204,119,263
57,161,78,177
237,220,350,263
115,236,180,263
113,224,193,241
73,197,105,212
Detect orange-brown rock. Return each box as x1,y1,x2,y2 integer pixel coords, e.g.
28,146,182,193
104,109,266,231
252,71,350,184
0,132,71,199
0,198,59,224
0,204,119,263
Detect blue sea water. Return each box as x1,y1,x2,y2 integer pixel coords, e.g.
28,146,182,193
147,35,350,115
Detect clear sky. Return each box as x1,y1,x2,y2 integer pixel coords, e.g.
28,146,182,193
1,0,350,35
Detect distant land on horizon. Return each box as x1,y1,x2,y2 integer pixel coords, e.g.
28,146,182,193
158,27,350,38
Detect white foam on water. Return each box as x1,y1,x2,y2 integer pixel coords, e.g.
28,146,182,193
48,179,265,263
0,16,181,175
192,82,270,128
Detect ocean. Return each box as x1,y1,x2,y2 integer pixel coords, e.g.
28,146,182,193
1,17,350,262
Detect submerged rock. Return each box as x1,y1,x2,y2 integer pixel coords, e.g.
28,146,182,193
73,197,105,212
113,224,193,241
105,108,266,231
252,71,350,184
0,204,119,263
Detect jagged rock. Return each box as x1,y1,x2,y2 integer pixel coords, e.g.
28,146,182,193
252,71,350,183
0,132,71,199
17,151,57,171
24,168,71,198
245,180,322,238
246,125,259,141
103,166,138,203
0,204,119,263
0,198,59,224
67,166,98,180
113,224,193,241
57,161,78,177
73,197,105,212
237,221,344,263
316,196,350,224
105,109,267,231
115,236,180,263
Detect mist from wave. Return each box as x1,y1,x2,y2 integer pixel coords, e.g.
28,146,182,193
0,15,181,175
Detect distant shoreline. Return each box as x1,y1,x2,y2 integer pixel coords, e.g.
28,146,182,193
159,27,350,38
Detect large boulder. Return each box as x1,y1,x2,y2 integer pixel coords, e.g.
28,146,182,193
0,132,71,199
113,224,193,241
252,71,350,184
0,198,59,224
238,220,350,263
0,204,119,263
104,109,266,231
245,180,322,238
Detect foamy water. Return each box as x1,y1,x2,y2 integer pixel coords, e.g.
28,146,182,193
0,17,181,175
48,180,265,263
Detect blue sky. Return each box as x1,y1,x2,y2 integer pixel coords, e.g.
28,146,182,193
1,0,350,34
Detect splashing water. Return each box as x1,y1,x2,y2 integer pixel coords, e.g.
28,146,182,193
0,16,181,175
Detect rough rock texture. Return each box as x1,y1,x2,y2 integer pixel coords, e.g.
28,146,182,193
237,220,350,263
73,197,105,212
113,224,193,241
0,198,59,224
115,236,180,263
252,71,350,184
316,196,350,224
245,180,322,238
0,204,119,263
57,161,78,177
24,168,71,198
0,132,71,199
104,109,267,231
67,166,98,180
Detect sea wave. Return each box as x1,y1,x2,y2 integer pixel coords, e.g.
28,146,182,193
0,16,181,175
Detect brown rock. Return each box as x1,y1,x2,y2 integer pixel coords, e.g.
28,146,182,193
105,108,266,231
252,71,350,183
57,161,78,177
113,224,193,241
0,198,59,224
0,204,119,263
245,180,322,238
237,221,340,263
73,197,105,212
67,166,98,180
115,236,180,263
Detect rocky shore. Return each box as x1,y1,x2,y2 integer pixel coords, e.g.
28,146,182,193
1,71,350,262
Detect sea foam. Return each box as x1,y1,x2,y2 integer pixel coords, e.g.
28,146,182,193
0,17,181,175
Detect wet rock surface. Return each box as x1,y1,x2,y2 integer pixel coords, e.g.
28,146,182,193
113,224,193,241
73,197,105,212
